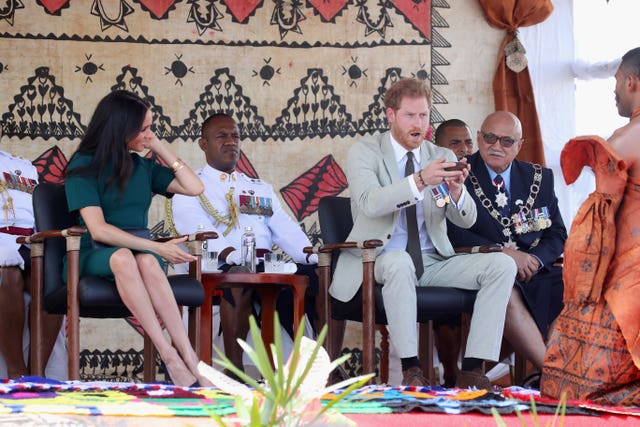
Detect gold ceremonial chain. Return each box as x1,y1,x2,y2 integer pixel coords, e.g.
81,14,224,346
0,181,16,228
197,188,239,236
164,198,179,236
469,164,543,246
163,187,239,237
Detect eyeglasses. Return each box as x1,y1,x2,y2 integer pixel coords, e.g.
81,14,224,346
480,131,518,148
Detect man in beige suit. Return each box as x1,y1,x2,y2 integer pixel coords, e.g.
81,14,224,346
331,78,545,388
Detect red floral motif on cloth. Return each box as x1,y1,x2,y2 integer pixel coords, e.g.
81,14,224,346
541,135,640,406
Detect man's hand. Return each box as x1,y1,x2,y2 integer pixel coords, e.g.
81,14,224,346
502,247,540,283
414,158,469,202
444,159,469,202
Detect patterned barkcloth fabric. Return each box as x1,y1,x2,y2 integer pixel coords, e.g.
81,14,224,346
541,136,640,406
2,377,640,419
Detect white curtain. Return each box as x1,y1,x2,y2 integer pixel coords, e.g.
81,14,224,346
522,0,640,227
519,0,592,229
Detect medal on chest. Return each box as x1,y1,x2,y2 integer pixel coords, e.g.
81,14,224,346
239,194,274,217
493,178,509,208
431,182,451,208
470,165,553,249
495,191,508,208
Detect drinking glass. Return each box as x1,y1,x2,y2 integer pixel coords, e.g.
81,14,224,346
203,251,219,272
264,252,284,273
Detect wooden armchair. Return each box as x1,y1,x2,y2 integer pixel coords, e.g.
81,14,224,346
20,182,217,381
305,196,477,384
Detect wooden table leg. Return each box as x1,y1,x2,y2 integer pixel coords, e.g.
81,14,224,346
200,288,214,364
199,273,308,370
291,284,305,336
257,288,277,365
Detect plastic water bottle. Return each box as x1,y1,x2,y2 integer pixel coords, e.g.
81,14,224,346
241,226,256,273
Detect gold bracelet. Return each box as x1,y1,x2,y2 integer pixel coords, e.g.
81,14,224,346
417,171,427,187
171,158,185,173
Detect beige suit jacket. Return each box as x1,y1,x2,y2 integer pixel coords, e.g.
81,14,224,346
330,131,477,302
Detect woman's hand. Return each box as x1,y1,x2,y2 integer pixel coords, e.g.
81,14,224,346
153,236,197,265
145,135,163,153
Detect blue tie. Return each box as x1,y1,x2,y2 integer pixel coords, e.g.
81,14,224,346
493,174,510,217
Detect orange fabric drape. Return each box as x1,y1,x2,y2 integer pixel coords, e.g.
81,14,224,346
478,0,554,166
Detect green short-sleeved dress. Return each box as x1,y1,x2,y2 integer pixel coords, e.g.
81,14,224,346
64,152,175,280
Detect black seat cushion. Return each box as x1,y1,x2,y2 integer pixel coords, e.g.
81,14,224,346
331,285,476,324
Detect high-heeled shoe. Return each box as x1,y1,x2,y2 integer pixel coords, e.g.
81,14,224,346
159,360,200,388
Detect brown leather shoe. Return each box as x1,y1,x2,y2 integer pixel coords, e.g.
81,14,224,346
402,366,430,387
455,368,492,389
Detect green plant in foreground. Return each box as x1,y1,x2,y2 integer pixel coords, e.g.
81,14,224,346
198,314,374,426
491,393,567,427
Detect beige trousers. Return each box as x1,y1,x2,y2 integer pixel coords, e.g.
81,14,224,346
374,250,516,361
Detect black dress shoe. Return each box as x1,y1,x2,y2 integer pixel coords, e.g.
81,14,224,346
521,372,541,389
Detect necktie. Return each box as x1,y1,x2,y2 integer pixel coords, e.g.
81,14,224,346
493,174,510,217
404,152,424,278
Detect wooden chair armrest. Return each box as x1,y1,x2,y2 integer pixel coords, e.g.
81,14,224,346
303,245,317,255
161,231,218,280
318,239,383,253
454,244,503,254
17,226,87,245
155,231,218,243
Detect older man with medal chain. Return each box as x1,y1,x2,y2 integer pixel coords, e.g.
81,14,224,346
448,111,567,355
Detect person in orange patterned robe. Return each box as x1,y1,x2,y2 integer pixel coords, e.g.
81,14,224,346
541,47,640,405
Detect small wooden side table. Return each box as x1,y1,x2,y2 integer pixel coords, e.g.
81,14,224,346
199,272,308,365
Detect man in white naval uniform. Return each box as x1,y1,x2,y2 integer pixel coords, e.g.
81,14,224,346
332,78,545,388
170,113,318,373
0,146,66,379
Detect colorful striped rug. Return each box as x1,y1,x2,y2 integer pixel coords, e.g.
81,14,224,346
1,377,639,420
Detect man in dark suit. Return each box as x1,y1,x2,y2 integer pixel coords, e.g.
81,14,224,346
448,110,567,342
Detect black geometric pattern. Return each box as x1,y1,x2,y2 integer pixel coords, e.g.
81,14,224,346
2,66,450,141
179,68,269,139
111,66,179,140
1,66,84,139
80,348,166,383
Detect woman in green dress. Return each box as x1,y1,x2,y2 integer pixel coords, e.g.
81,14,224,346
65,90,210,387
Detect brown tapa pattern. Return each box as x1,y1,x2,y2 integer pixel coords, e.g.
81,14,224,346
541,136,640,406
